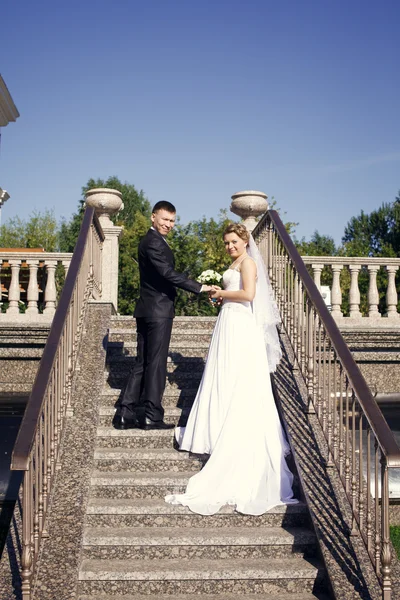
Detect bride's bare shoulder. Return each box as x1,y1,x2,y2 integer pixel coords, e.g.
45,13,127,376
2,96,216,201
240,256,257,274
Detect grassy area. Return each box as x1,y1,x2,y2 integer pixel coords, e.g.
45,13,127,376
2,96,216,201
390,526,400,559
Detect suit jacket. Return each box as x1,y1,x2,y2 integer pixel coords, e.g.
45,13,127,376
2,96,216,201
134,228,202,319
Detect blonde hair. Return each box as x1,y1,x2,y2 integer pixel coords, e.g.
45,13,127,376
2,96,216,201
223,222,250,243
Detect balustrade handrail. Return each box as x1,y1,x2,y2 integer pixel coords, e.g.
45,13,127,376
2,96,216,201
301,255,400,266
11,208,103,469
0,252,73,260
257,210,400,467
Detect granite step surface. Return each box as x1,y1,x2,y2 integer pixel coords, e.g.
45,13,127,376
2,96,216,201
90,469,191,499
108,329,213,345
78,594,329,600
93,446,204,472
95,427,177,449
99,389,197,408
82,525,317,560
110,316,217,331
85,498,309,529
78,556,324,596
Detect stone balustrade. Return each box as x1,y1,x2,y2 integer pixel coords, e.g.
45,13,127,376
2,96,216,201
302,256,400,326
0,251,73,321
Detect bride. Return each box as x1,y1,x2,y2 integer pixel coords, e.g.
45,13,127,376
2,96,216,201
165,222,297,516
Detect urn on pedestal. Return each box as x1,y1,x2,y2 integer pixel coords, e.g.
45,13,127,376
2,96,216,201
230,190,268,232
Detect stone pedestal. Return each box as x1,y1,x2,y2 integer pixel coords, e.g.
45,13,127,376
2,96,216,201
230,190,268,232
84,188,124,312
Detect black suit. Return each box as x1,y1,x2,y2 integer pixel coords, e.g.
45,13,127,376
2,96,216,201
119,228,202,423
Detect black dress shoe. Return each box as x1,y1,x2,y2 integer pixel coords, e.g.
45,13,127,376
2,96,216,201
143,418,174,430
114,415,138,430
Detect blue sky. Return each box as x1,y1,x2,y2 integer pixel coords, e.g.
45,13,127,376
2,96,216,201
1,0,399,244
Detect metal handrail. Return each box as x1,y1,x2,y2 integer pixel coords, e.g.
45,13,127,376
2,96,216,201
262,211,400,465
254,209,400,600
10,207,103,599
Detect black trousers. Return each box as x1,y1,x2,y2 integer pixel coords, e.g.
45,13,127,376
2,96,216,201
119,317,173,423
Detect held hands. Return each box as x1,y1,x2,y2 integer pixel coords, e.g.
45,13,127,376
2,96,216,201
209,286,223,306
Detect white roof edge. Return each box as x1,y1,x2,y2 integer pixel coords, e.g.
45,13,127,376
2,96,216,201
0,74,20,126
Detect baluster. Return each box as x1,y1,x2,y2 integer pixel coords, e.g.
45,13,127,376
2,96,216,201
326,340,334,468
345,384,351,493
380,457,392,599
21,473,33,599
350,394,358,535
349,264,362,318
358,414,365,532
26,260,39,315
321,329,327,433
311,263,323,291
305,303,315,414
375,440,380,574
330,264,343,318
43,260,57,315
366,426,372,555
367,264,381,318
385,265,399,318
338,365,344,478
332,352,339,463
6,259,21,314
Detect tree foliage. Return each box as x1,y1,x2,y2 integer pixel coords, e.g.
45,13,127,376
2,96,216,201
0,209,58,250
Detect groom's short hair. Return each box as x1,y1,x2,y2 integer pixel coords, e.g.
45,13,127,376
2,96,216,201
152,201,176,214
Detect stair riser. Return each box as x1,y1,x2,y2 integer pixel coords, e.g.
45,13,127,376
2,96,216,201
78,578,320,596
107,358,206,374
110,319,216,331
107,347,210,359
98,415,188,427
82,543,317,561
95,437,176,450
104,376,202,392
90,485,187,499
85,512,310,529
99,395,196,409
94,459,202,473
109,333,212,344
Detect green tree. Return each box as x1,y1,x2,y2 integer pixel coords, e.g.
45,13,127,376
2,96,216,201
0,209,58,250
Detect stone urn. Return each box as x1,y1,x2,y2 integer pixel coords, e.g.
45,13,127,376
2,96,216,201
230,190,268,232
85,188,124,226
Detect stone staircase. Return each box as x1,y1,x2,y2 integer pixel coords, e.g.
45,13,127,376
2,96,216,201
77,316,330,599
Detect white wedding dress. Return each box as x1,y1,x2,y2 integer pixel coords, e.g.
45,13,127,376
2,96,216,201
165,266,297,515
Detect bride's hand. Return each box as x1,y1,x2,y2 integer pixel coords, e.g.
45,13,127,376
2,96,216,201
209,287,222,301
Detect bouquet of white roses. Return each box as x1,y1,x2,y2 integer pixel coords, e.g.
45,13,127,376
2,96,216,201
197,269,222,286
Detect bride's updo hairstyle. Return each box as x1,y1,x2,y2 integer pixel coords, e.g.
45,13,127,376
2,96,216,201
223,222,250,244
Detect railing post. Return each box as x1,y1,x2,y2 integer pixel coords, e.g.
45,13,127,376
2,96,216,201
85,188,123,311
349,264,362,318
26,260,39,315
6,259,21,314
330,264,343,318
385,265,399,318
367,264,381,318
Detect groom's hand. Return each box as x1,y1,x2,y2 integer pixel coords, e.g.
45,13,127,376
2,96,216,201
201,284,214,292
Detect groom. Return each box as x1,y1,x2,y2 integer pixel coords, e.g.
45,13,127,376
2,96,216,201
115,200,213,430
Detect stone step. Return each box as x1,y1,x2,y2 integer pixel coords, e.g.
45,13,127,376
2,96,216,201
90,470,190,499
98,406,188,428
99,389,196,409
108,330,213,345
79,593,329,600
78,556,324,596
110,316,217,331
107,354,206,373
104,371,202,391
93,446,204,473
81,525,317,560
107,343,210,359
85,498,309,529
96,427,176,450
